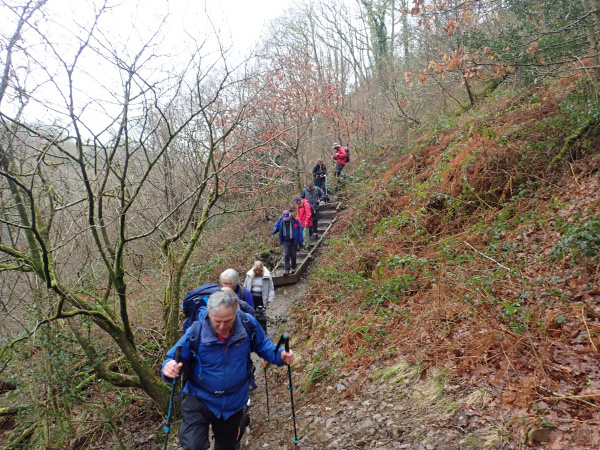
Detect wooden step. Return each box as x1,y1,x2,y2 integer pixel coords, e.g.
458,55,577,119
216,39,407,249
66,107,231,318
317,210,336,220
318,202,339,212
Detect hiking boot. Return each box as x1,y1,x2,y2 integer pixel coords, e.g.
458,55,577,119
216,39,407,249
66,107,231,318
283,270,289,276
314,234,319,238
290,268,296,274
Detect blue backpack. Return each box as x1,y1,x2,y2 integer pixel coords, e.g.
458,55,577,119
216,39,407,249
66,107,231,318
181,283,254,333
181,283,221,332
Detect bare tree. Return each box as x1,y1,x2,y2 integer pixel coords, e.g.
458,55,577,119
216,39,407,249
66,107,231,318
410,0,598,100
0,0,274,419
582,0,600,81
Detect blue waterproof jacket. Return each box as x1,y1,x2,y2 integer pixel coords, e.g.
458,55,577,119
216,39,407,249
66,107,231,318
235,284,254,309
272,216,304,245
301,186,324,211
162,308,285,419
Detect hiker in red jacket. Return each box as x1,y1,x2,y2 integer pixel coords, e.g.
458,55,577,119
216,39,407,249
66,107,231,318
294,195,312,251
332,143,348,177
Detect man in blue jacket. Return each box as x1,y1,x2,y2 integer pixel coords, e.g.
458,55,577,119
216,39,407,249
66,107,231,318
162,289,294,450
272,210,303,275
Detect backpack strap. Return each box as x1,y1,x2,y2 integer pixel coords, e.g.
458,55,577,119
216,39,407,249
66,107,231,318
239,286,245,302
179,319,202,400
188,320,202,359
239,313,257,390
240,313,256,344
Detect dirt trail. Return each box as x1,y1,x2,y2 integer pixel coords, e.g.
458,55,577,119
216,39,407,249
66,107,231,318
162,256,510,450
245,276,509,450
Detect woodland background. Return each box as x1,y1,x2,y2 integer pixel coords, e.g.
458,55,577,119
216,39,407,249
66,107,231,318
1,0,599,448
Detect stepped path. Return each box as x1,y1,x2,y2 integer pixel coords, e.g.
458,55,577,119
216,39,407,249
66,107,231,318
247,262,475,450
271,201,341,286
245,202,499,450
164,195,504,449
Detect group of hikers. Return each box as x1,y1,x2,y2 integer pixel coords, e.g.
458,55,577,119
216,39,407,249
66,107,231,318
272,143,349,276
161,143,350,449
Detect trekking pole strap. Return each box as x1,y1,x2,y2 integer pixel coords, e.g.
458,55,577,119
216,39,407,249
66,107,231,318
274,332,290,358
283,333,290,352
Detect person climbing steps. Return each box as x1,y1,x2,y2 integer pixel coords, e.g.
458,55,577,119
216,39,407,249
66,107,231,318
272,210,303,276
294,194,312,251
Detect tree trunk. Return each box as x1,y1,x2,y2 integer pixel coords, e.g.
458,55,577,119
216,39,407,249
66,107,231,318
401,0,410,64
165,265,183,347
163,191,217,348
582,0,600,81
464,76,476,107
294,146,303,192
113,328,170,412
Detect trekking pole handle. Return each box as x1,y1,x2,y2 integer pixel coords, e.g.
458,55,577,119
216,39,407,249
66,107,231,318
274,333,290,356
174,345,183,367
283,333,290,352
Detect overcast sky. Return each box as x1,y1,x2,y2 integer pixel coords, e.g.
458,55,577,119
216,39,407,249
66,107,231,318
138,0,297,57
0,0,297,131
218,0,295,51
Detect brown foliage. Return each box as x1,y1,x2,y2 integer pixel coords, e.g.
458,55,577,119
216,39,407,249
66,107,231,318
296,78,600,446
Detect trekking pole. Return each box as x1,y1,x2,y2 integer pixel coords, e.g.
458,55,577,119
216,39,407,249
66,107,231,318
255,305,271,421
263,361,271,421
164,345,182,450
275,333,300,445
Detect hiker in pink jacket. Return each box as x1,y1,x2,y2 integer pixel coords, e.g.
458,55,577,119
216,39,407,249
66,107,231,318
294,195,312,251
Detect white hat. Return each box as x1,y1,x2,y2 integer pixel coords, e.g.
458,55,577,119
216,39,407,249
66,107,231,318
332,142,340,148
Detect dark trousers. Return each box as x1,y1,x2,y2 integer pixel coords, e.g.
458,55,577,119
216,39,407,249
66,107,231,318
311,209,319,235
281,240,297,271
334,163,345,177
314,176,326,190
252,293,264,309
179,395,244,450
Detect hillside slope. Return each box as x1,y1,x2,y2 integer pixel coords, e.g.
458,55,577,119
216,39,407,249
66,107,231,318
248,78,600,449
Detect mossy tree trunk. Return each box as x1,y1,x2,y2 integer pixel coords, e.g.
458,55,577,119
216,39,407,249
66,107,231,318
581,0,600,82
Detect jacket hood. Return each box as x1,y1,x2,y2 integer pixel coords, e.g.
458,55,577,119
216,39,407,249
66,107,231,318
246,266,272,278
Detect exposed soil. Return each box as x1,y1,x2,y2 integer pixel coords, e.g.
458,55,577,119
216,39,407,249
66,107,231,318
244,273,511,450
